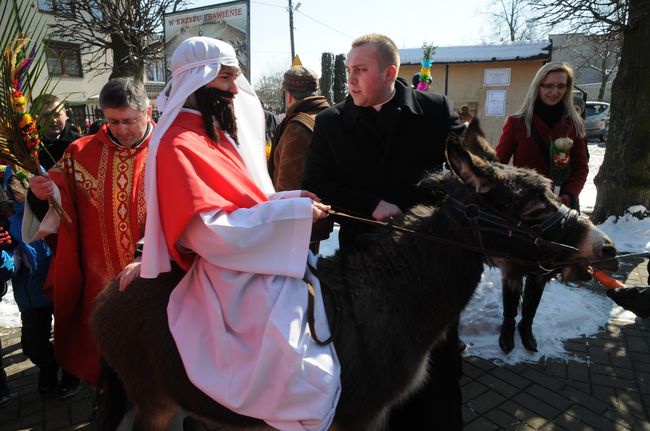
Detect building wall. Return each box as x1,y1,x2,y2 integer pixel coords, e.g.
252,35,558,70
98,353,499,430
400,60,545,146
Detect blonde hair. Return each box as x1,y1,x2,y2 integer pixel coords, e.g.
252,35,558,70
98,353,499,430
351,33,400,70
516,61,585,138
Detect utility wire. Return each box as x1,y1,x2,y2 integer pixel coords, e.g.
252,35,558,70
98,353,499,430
250,1,353,40
250,1,286,8
295,9,353,39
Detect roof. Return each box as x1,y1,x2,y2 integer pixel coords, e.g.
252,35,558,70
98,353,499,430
400,40,552,65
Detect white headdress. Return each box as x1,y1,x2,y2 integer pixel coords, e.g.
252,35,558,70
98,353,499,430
141,36,274,278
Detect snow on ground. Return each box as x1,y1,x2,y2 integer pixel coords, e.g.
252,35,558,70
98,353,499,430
1,142,647,365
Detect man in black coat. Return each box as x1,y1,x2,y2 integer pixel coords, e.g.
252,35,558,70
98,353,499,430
302,33,463,430
36,95,81,171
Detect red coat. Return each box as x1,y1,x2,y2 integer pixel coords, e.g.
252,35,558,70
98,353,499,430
495,114,588,201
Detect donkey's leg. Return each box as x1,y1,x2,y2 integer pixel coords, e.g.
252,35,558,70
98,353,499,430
499,277,522,353
518,273,546,352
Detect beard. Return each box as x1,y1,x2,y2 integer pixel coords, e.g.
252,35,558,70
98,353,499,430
194,86,238,144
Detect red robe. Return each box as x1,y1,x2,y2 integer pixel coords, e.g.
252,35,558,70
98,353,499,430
47,124,148,384
156,112,268,270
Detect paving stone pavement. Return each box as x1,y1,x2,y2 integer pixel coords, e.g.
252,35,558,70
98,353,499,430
0,259,648,430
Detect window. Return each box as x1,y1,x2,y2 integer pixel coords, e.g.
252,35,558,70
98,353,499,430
37,0,74,17
145,58,166,83
45,41,83,77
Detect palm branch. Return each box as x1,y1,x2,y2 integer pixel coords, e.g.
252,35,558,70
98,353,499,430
0,0,70,223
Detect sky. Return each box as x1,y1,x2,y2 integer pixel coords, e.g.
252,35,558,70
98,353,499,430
187,0,496,84
2,143,649,366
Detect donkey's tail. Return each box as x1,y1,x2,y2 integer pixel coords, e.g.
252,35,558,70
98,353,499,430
96,359,129,431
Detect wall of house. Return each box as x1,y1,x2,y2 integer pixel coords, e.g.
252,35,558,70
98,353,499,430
400,60,545,146
36,9,112,105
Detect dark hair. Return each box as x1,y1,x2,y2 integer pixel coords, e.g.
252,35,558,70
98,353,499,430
193,86,238,144
287,89,317,101
99,78,149,112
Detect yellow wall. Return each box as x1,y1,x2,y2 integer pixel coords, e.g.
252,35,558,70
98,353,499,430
400,61,545,146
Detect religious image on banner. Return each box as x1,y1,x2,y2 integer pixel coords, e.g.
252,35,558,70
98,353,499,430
164,1,250,78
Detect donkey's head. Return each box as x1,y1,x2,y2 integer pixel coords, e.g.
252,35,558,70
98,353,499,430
434,132,617,282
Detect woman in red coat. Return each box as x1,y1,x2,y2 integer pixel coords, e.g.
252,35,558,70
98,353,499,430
495,62,589,354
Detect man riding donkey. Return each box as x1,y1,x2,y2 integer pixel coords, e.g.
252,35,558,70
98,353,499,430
133,36,340,430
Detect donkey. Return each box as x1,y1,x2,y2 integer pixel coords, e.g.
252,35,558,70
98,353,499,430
458,118,606,353
90,133,617,431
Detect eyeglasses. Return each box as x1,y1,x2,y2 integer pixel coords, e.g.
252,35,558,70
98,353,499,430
540,83,568,91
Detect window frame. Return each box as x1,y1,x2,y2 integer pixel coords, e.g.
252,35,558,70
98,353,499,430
45,40,84,78
37,0,75,17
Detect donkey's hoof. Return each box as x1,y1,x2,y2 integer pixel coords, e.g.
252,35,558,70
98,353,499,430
499,322,515,353
517,322,538,352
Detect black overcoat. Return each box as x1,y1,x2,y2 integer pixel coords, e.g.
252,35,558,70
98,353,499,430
302,78,459,248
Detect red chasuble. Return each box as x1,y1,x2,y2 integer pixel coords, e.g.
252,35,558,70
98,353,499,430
48,124,148,384
156,112,268,270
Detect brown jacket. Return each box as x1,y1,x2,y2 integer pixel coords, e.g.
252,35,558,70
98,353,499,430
269,96,332,243
269,96,329,191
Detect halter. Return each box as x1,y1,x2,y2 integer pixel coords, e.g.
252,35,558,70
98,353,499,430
446,196,580,273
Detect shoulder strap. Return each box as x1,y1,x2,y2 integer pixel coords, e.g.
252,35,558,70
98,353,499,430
288,112,315,132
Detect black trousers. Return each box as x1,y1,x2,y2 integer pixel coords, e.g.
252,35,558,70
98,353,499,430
0,337,8,394
20,307,58,376
388,324,463,430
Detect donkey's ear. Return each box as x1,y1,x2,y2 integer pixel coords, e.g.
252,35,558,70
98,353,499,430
446,136,492,193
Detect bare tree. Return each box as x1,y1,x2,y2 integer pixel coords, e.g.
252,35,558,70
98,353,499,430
533,0,650,222
254,71,284,114
487,0,540,41
47,0,188,81
556,33,621,100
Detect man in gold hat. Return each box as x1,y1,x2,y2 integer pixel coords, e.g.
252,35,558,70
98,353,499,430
268,57,332,251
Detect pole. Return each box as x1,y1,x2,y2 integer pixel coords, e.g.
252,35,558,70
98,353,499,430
288,0,295,59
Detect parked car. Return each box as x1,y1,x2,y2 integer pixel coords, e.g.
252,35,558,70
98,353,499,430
584,101,610,142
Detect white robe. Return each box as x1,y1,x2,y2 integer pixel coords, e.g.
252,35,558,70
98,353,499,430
168,193,340,430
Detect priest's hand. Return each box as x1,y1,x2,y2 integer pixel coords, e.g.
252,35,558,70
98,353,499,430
28,175,55,201
312,201,330,222
372,200,403,221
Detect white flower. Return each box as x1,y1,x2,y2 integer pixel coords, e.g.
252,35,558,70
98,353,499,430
554,137,574,151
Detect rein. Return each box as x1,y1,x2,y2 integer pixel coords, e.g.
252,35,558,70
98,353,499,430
327,205,576,271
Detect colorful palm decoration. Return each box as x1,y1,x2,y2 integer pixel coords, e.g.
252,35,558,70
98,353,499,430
1,0,69,221
417,42,436,91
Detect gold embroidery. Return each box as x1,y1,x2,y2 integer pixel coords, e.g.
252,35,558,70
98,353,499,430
96,145,116,279
111,149,139,270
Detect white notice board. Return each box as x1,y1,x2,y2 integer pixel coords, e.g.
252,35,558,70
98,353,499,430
486,90,506,116
484,68,511,86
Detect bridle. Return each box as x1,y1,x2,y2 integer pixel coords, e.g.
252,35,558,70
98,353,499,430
328,196,584,275
446,196,582,274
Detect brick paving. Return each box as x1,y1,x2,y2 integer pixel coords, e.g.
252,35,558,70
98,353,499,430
1,259,648,430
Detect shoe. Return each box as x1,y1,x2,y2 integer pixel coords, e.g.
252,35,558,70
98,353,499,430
38,370,59,395
517,320,538,352
58,373,80,399
0,391,16,408
458,339,467,353
499,319,516,353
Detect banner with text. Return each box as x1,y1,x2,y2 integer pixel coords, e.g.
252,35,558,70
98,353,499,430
164,1,250,79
